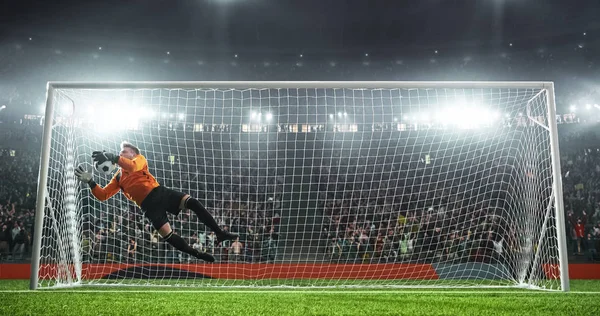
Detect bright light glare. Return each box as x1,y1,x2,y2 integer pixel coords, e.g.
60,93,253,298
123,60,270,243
329,114,334,119
569,105,576,112
433,104,500,129
87,104,145,133
586,104,592,110
140,109,155,119
146,110,156,118
265,112,273,121
337,112,342,117
59,102,74,116
178,113,185,120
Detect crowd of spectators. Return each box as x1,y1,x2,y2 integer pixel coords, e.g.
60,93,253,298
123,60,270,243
0,148,37,261
320,124,600,264
560,128,600,261
318,145,516,264
0,120,285,263
0,115,599,265
80,197,281,264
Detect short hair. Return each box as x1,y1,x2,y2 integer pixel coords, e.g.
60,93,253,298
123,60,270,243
120,141,140,155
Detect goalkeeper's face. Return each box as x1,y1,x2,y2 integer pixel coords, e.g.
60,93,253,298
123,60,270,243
120,147,137,160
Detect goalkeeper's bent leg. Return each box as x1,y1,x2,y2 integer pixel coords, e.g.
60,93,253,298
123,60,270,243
184,197,222,233
184,196,238,244
164,231,215,262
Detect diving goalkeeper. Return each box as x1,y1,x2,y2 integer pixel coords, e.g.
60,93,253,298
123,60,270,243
74,141,237,262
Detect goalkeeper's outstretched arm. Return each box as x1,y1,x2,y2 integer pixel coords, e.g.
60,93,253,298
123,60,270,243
75,165,120,201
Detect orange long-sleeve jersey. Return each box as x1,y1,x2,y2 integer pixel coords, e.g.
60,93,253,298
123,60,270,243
90,154,159,206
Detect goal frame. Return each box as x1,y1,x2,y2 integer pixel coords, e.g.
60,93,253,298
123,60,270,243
30,81,570,291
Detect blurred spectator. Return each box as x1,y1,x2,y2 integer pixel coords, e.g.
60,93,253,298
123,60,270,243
585,233,598,262
0,225,10,260
229,237,243,262
127,237,137,263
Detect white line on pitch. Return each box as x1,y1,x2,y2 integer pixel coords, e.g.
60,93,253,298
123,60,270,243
1,290,599,294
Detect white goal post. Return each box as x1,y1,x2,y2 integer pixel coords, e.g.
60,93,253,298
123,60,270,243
31,81,569,291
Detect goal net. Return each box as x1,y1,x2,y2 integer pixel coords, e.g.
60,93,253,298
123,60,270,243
31,82,569,291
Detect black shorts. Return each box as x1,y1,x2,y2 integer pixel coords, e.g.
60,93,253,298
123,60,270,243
140,186,187,230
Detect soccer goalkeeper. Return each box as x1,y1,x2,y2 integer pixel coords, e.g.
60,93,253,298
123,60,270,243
74,141,237,262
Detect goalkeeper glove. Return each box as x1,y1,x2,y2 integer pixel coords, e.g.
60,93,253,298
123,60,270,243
92,150,119,165
74,165,94,186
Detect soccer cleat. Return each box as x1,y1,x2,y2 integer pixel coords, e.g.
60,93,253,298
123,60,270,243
217,231,239,245
194,250,215,262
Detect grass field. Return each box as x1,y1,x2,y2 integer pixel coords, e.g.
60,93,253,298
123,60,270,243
1,280,599,315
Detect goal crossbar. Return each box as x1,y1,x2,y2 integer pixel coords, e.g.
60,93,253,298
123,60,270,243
47,81,553,90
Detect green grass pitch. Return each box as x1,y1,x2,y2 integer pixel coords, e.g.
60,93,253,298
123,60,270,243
0,280,599,315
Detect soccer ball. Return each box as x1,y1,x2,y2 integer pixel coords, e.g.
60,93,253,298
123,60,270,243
95,160,116,175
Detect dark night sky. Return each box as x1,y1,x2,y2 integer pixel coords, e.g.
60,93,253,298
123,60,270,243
1,0,600,114
2,0,599,54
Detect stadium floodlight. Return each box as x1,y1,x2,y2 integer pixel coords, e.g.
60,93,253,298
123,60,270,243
146,110,156,119
418,112,430,123
32,81,569,292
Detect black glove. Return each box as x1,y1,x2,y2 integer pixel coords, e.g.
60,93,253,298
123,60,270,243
92,150,119,164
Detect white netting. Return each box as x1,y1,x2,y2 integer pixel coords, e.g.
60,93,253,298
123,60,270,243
33,83,566,290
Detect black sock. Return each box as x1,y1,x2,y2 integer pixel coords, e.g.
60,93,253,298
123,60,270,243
185,198,222,234
164,232,198,256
